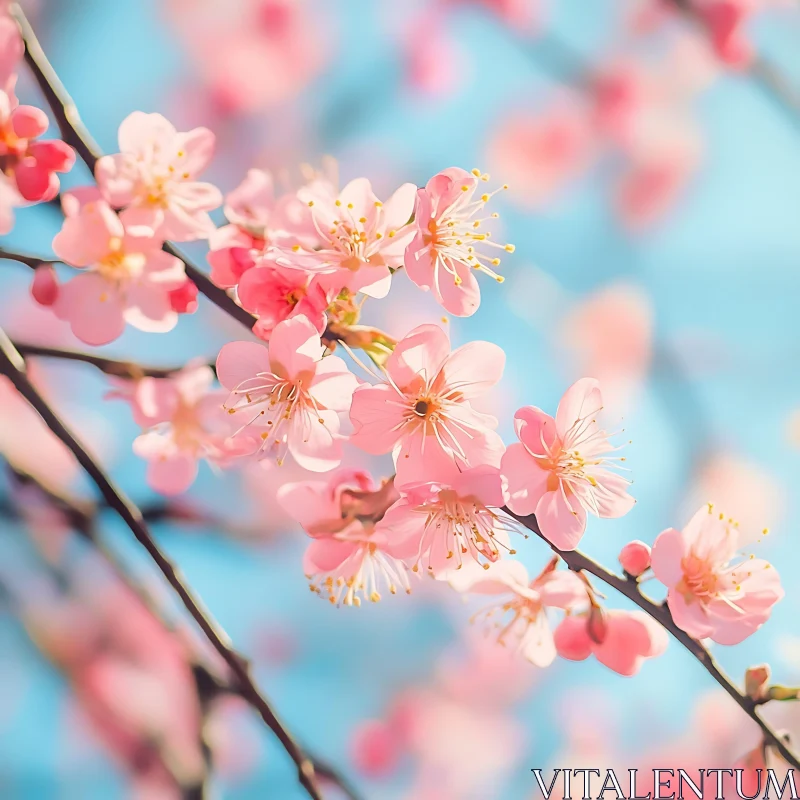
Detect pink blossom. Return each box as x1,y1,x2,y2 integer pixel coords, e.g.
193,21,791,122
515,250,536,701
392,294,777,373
0,92,75,202
404,167,513,316
237,262,330,341
349,323,506,486
487,105,592,210
619,540,652,577
695,0,755,67
559,283,653,404
501,378,634,550
207,168,316,288
350,719,401,777
50,193,189,345
110,364,251,495
216,315,358,471
554,609,668,675
651,504,784,644
30,265,59,307
95,112,222,241
278,469,415,605
449,559,587,667
379,460,517,576
292,177,417,298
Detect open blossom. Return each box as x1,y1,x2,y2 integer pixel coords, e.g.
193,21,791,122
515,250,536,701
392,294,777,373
292,177,417,299
650,504,784,644
216,315,358,471
278,470,414,606
110,364,250,495
95,111,222,241
207,168,316,288
404,167,513,317
554,609,668,675
49,192,189,345
237,262,330,341
501,378,634,550
448,559,587,667
349,323,506,486
379,462,518,576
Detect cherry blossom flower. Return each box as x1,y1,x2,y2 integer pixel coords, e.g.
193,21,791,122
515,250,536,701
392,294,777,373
404,167,514,316
292,177,417,298
554,609,668,675
448,559,587,667
237,262,330,341
0,88,75,202
278,469,414,605
49,192,189,345
109,364,252,495
95,112,222,241
650,504,784,644
379,461,518,576
216,315,358,471
349,323,506,486
501,377,634,550
487,105,592,210
207,168,316,288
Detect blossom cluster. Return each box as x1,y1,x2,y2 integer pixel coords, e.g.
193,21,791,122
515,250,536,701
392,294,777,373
4,4,783,681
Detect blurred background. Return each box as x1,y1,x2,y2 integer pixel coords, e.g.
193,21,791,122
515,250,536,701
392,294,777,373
2,0,800,797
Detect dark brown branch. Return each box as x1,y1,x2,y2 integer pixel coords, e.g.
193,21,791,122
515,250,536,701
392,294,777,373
504,507,800,768
0,246,56,270
12,341,199,379
0,331,329,800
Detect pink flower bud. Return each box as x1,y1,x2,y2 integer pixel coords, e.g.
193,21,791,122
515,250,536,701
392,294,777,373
30,265,59,307
744,664,771,701
168,280,199,315
350,719,400,778
14,161,58,202
10,105,48,139
619,540,651,576
553,616,592,661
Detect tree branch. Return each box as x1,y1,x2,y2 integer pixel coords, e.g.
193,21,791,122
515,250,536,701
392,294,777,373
0,330,335,800
504,507,800,768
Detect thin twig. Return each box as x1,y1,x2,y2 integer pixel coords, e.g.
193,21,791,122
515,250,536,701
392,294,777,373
0,246,56,270
12,341,196,379
0,331,329,800
504,507,800,768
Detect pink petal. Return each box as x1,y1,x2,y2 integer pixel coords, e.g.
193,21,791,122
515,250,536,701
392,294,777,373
553,616,593,661
386,324,450,391
216,340,272,392
54,273,126,346
650,527,687,588
434,257,481,317
287,408,342,473
447,558,529,595
304,538,358,573
146,452,198,496
118,111,176,153
500,442,549,516
588,468,635,519
276,480,337,533
667,589,714,641
308,355,358,412
538,570,587,610
380,182,417,230
348,384,405,455
535,488,587,550
513,406,557,457
269,315,323,381
555,377,603,440
174,126,215,174
519,614,557,667
437,340,505,399
52,200,122,267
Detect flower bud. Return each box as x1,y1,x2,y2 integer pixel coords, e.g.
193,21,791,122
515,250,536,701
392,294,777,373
619,540,651,577
745,664,771,701
30,265,59,307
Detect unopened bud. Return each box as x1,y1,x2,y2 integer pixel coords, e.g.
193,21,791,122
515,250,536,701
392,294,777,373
767,685,800,702
30,265,59,307
619,540,651,577
745,664,771,701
